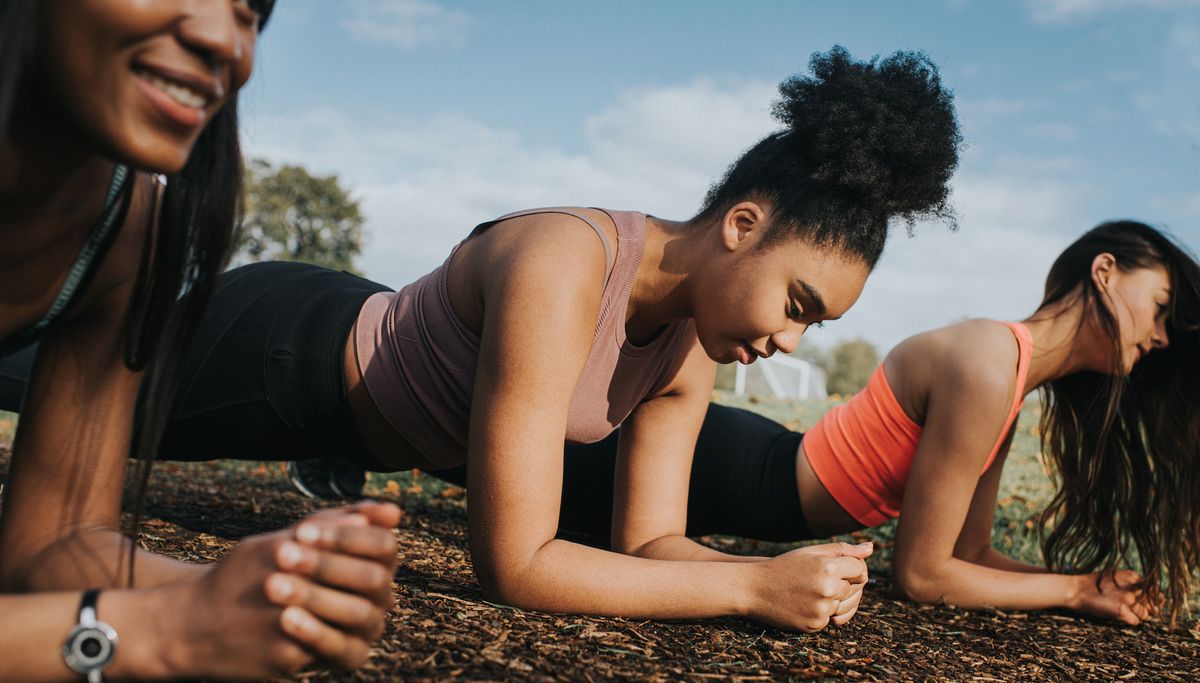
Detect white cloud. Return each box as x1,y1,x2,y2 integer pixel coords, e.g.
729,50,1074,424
243,79,777,291
241,79,1095,353
342,0,470,50
1025,0,1200,23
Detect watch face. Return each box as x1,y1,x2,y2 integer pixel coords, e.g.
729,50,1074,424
63,624,117,673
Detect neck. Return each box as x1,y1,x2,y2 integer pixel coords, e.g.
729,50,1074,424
1021,298,1101,390
625,215,702,340
0,100,113,250
0,87,111,214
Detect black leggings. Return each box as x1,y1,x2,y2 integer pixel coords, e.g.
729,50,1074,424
0,262,813,543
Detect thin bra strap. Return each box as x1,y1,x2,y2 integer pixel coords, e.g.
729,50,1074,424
6,164,131,347
1004,321,1034,416
473,207,616,288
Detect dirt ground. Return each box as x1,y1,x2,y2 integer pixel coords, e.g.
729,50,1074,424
4,445,1196,683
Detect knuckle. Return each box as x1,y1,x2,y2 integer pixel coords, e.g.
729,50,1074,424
273,643,311,674
336,640,371,669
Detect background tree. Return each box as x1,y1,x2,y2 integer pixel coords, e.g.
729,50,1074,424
825,337,880,396
238,158,365,273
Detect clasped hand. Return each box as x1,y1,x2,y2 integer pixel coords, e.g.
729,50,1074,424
170,500,401,678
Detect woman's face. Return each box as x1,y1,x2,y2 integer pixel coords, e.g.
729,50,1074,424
692,205,871,365
37,0,262,172
1097,261,1172,374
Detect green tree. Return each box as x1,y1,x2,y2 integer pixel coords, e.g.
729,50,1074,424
238,159,365,273
825,337,879,396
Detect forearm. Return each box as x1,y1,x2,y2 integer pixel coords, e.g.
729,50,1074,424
0,587,185,681
898,556,1078,611
481,538,756,619
9,527,205,591
630,534,767,564
971,548,1048,574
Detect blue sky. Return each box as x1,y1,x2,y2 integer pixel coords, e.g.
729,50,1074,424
239,0,1200,351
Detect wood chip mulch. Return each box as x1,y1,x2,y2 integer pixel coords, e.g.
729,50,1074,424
2,449,1198,681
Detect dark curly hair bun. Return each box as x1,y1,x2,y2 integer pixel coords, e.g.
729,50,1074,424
700,45,962,267
775,46,959,223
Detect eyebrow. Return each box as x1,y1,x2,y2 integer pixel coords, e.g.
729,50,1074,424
796,279,829,319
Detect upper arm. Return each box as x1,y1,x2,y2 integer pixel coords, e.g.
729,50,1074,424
610,331,714,554
892,340,1016,582
463,220,610,591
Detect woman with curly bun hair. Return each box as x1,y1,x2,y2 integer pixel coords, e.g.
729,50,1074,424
441,220,1196,627
2,46,963,631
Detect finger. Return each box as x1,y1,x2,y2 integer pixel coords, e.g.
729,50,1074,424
798,541,873,559
826,555,870,581
831,588,864,626
1130,598,1152,622
348,500,404,528
279,606,372,670
265,574,387,639
299,508,371,528
1116,604,1141,626
295,523,399,565
276,542,394,605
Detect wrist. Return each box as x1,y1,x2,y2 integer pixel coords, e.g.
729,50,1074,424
104,582,201,679
737,560,768,619
1063,573,1089,610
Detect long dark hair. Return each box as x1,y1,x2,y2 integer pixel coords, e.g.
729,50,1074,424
698,46,962,267
2,0,273,581
1037,220,1200,623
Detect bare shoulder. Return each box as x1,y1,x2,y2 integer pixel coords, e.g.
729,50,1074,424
887,320,1022,419
466,207,615,293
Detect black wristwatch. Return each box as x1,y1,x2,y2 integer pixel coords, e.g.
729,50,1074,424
61,589,118,682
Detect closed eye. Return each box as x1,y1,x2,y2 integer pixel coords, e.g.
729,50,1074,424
788,301,803,320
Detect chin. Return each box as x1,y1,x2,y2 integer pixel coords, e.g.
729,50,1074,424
116,137,195,174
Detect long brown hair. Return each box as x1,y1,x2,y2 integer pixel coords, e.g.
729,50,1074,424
1038,220,1200,623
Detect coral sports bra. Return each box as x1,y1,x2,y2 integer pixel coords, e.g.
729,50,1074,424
803,321,1033,527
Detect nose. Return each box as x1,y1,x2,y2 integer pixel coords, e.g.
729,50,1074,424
769,323,808,356
1152,319,1169,350
178,1,245,65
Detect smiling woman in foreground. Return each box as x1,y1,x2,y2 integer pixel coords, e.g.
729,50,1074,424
0,1,399,679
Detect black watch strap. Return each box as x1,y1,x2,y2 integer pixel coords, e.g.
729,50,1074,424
62,589,118,683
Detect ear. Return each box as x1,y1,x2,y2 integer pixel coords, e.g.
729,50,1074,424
1090,252,1118,292
720,201,769,253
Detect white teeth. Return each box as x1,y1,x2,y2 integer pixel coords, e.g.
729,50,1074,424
143,73,209,109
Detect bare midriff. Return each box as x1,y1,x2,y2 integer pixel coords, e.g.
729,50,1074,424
794,441,865,537
341,321,439,471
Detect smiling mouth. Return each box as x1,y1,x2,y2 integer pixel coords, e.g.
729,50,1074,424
133,61,223,113
137,70,211,109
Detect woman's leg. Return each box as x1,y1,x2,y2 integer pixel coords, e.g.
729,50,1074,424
431,403,814,545
157,261,390,464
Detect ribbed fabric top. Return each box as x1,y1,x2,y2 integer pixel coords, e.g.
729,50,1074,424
803,321,1034,527
354,208,695,469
